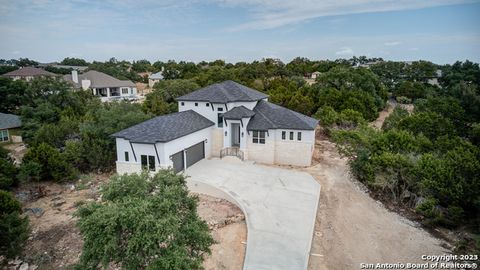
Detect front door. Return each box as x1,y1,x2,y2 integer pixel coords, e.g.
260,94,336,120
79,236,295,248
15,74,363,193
231,123,240,147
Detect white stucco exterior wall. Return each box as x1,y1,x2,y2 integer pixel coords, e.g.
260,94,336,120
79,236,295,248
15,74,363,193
115,126,212,174
273,129,315,166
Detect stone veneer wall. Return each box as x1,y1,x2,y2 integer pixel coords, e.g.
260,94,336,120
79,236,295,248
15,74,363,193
274,141,313,166
211,129,224,157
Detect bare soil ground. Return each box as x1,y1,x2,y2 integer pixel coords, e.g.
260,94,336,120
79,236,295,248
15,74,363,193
306,134,449,270
12,175,246,270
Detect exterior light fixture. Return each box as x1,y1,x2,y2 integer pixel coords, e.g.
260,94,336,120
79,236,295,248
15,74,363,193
225,131,227,136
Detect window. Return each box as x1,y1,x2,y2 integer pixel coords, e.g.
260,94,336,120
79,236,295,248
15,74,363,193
217,113,223,128
289,132,294,140
181,102,185,106
0,130,9,142
253,131,266,144
282,131,286,140
217,107,223,112
141,155,156,171
195,102,198,106
297,132,302,141
125,152,129,162
206,103,210,107
121,88,129,94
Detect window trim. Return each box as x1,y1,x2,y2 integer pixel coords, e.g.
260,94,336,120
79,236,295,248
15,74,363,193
281,131,286,140
289,131,294,140
0,130,9,142
141,155,156,171
181,102,185,106
206,103,210,107
195,102,198,106
297,132,302,141
252,131,266,144
121,87,129,94
217,107,223,112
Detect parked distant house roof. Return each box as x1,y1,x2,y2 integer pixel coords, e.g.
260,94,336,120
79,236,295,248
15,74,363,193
3,66,56,77
247,100,318,131
0,113,22,130
111,110,214,143
222,106,255,120
176,80,268,103
149,71,164,80
64,70,135,88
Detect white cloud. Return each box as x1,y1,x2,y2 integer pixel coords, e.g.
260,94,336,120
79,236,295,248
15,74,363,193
222,0,474,31
384,41,401,46
335,47,354,56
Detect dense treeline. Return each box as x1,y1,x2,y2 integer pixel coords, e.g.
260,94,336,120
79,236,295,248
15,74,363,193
331,61,480,253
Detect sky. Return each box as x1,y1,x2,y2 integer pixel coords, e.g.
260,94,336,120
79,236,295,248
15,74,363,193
0,0,479,64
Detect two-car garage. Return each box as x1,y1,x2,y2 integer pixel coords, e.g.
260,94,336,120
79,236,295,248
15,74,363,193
170,141,205,173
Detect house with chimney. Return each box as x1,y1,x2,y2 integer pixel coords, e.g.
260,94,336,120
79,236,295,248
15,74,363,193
64,70,138,102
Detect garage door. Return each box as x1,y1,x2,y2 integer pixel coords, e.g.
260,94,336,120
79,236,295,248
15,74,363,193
171,151,184,173
186,141,205,168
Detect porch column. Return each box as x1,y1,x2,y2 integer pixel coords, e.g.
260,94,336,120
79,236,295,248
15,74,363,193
107,88,111,97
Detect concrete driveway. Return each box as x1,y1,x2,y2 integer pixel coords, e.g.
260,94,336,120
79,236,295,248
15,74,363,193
185,158,321,270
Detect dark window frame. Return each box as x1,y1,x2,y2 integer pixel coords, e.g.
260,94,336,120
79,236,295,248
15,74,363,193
206,103,210,107
253,131,266,144
181,102,185,106
217,107,224,112
281,131,286,140
297,132,302,141
125,151,129,162
289,132,294,140
195,102,198,106
141,155,156,171
217,113,223,128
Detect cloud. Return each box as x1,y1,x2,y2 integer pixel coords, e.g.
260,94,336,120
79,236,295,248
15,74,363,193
222,0,474,31
335,47,354,56
384,41,401,46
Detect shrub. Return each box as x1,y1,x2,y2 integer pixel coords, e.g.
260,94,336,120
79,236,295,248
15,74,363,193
75,170,213,269
0,157,18,190
0,191,29,259
22,143,77,182
396,96,411,104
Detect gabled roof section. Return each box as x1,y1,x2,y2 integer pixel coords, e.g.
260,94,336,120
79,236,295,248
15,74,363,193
247,100,318,131
64,70,135,88
149,71,164,80
222,106,255,120
111,110,214,143
0,113,22,129
3,67,56,77
176,80,268,103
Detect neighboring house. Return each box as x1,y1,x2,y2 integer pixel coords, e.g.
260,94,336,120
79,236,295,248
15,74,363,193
2,66,57,81
426,69,442,87
112,80,318,174
39,63,88,71
0,113,22,143
64,70,138,102
148,70,164,87
311,71,321,79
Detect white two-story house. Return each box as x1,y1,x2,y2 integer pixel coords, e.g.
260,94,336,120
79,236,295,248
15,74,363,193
112,80,318,174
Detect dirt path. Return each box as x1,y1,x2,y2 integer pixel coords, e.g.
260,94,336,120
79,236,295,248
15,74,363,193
306,139,449,270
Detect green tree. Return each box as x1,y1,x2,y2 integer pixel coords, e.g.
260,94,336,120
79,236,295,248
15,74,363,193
0,190,29,259
75,171,213,269
61,57,89,66
22,143,77,182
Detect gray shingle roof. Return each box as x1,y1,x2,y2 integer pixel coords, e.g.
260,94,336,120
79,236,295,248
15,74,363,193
0,113,22,130
222,106,255,120
64,70,135,88
111,110,214,143
247,100,318,131
3,67,56,77
176,80,268,103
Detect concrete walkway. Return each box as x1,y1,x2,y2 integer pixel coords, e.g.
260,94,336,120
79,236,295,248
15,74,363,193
185,158,321,270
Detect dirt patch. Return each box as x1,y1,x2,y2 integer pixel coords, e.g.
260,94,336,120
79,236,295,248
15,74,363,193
196,194,246,270
16,176,246,269
306,139,449,270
